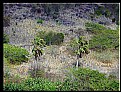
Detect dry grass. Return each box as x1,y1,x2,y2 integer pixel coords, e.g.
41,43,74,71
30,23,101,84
83,49,119,68
92,50,119,63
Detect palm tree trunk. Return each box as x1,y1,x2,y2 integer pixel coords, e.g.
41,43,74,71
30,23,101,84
76,55,79,69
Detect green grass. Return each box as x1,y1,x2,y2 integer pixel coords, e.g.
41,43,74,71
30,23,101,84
89,29,119,51
86,22,119,51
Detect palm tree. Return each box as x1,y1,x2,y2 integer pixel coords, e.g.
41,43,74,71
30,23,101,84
70,36,89,69
32,37,46,61
32,37,46,77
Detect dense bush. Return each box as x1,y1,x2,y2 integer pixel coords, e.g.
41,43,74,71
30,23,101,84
37,19,43,24
85,22,107,34
4,44,29,64
4,77,57,91
4,67,119,91
89,29,119,51
3,33,9,43
52,33,64,45
67,67,119,91
36,31,64,45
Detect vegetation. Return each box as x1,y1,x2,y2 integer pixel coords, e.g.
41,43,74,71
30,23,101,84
68,67,119,91
4,67,119,91
85,22,107,33
70,36,89,68
85,22,119,51
92,50,119,63
94,6,111,17
32,37,46,60
37,19,43,24
3,16,10,27
3,33,9,43
52,33,64,45
36,31,64,45
3,4,119,91
4,44,29,64
70,36,90,58
89,29,119,51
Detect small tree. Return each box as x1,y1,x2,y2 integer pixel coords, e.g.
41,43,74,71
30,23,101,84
70,36,89,69
3,33,9,43
32,37,46,61
32,37,46,77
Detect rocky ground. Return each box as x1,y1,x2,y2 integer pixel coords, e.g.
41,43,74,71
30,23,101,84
3,4,119,81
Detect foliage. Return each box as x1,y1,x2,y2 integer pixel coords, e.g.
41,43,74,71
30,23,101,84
4,77,57,91
3,33,9,43
89,29,119,51
36,31,64,46
94,6,111,17
4,44,29,64
104,9,111,17
32,37,46,53
70,36,89,58
45,31,56,45
52,33,64,45
3,16,10,27
67,67,119,91
85,22,107,34
4,82,25,91
3,67,119,91
32,37,46,60
37,19,43,24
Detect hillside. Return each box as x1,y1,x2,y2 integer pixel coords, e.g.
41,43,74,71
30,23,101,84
3,3,119,91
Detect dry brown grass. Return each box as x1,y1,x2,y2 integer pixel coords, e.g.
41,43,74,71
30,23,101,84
83,49,119,68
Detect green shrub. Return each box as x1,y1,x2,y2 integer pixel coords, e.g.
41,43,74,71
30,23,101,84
4,77,57,91
68,67,119,91
37,19,43,24
52,33,64,45
94,6,111,17
36,31,64,45
94,6,104,16
3,68,119,91
3,33,9,43
105,9,111,17
4,82,24,91
85,22,107,34
89,29,119,51
4,44,29,64
45,31,56,45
